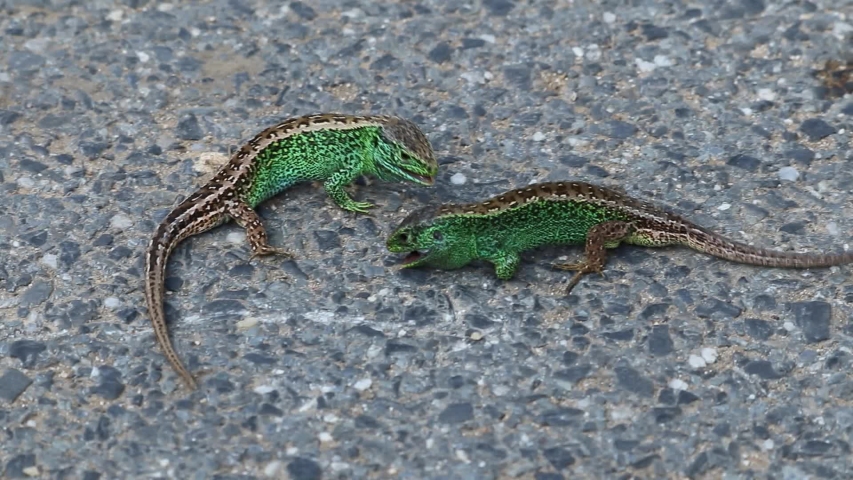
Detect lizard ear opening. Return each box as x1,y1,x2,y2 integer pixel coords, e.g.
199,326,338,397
432,230,443,241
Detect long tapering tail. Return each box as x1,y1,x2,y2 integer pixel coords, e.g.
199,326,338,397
685,225,853,268
144,214,199,389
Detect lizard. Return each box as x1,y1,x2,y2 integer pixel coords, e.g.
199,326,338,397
386,180,853,293
145,113,438,389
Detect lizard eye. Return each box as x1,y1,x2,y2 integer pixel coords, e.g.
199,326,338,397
432,230,443,241
398,233,409,242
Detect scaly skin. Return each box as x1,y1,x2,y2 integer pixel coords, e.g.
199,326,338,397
146,113,437,389
387,181,853,292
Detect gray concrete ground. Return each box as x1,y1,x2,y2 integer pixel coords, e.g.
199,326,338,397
1,0,853,478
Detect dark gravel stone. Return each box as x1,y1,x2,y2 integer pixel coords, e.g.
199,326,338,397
743,318,773,340
744,360,783,379
483,0,514,16
18,158,48,174
554,364,592,383
0,369,33,403
289,1,317,20
543,447,576,470
59,240,81,266
726,154,760,172
90,366,125,400
287,457,322,480
641,24,668,41
842,103,853,115
8,51,45,71
92,234,114,247
9,340,46,366
438,402,474,424
647,325,674,356
202,299,247,317
538,408,584,426
786,146,815,166
0,109,21,125
503,65,532,90
428,42,452,63
244,353,276,365
606,120,638,139
27,230,47,246
355,414,382,429
791,301,831,343
695,299,742,319
614,366,654,397
175,114,203,140
799,118,836,141
314,230,340,250
465,313,495,328
4,453,36,478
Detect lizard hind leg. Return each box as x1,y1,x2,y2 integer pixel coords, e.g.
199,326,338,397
225,200,294,260
553,220,633,294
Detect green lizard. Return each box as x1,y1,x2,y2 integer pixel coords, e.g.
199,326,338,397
146,113,437,389
386,181,853,292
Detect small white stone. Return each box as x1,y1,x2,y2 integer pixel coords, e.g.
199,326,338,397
688,354,707,369
603,12,616,23
226,231,246,245
479,34,496,43
572,47,584,58
107,9,124,21
17,177,35,189
653,55,673,67
156,3,173,11
103,297,121,309
455,449,470,463
717,203,731,211
285,447,298,455
833,21,853,39
777,166,799,182
635,58,656,73
353,378,372,391
110,214,133,229
23,466,40,477
263,461,282,477
783,321,796,331
532,132,546,142
669,378,689,391
701,348,717,364
826,222,839,236
40,254,58,269
762,439,775,451
323,414,339,423
236,317,258,329
450,173,467,185
740,107,753,116
483,71,493,80
757,88,776,101
318,432,334,443
253,385,276,394
136,51,150,63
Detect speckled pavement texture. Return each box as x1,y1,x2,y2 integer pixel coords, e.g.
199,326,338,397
1,0,853,478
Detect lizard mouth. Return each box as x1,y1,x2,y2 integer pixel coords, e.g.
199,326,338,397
402,250,427,266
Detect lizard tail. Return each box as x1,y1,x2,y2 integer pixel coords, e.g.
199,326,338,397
144,213,199,390
685,225,853,268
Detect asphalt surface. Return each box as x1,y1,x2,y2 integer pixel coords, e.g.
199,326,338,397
2,0,853,478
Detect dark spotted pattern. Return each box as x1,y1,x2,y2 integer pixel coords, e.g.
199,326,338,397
145,113,437,388
388,181,853,292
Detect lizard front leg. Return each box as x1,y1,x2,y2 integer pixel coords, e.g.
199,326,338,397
554,220,633,294
225,200,294,259
323,165,373,213
489,251,521,281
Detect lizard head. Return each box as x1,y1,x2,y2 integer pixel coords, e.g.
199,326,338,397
372,117,438,186
386,205,475,272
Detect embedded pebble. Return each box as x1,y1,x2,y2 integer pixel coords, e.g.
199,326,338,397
777,166,799,182
110,215,133,230
450,173,467,185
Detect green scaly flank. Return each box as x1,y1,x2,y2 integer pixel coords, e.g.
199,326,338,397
387,199,632,280
245,125,437,212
